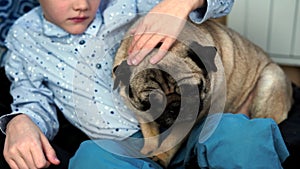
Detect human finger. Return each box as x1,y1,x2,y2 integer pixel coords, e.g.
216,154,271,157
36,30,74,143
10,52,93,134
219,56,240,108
128,48,152,65
41,134,60,166
5,153,29,169
128,34,165,65
18,139,42,169
128,21,147,54
128,32,153,60
5,159,19,169
4,139,34,169
24,152,38,169
127,33,153,64
150,37,176,64
30,143,50,168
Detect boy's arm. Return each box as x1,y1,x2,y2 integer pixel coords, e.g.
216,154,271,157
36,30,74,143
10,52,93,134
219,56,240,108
127,0,234,65
135,0,235,24
0,51,59,140
189,0,234,24
1,50,60,168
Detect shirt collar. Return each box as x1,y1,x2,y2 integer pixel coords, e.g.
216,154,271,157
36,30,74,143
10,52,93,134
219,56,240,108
42,10,102,37
85,10,103,36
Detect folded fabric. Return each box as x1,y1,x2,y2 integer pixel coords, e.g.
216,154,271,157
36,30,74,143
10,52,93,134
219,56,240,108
196,113,289,169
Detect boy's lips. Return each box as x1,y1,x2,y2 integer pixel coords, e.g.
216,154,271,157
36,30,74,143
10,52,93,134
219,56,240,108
69,16,89,23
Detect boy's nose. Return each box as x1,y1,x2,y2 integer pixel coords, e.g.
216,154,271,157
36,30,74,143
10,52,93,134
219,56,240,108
73,0,89,11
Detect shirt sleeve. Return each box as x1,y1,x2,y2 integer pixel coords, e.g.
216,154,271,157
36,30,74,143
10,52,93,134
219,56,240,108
134,0,234,24
189,0,235,24
0,49,59,140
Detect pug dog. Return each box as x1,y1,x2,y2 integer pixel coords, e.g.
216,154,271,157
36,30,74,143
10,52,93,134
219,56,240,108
112,19,293,168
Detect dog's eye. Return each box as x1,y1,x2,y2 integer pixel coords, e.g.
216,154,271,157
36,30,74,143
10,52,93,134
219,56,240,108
175,86,180,94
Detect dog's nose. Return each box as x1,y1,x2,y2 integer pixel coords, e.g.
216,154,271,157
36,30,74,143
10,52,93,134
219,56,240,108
146,89,167,117
156,101,181,129
165,101,181,115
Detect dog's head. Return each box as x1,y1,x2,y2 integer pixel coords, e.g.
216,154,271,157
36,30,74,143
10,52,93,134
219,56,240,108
113,40,217,129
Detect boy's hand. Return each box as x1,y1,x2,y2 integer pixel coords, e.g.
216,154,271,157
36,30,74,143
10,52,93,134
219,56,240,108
4,114,60,169
127,0,204,65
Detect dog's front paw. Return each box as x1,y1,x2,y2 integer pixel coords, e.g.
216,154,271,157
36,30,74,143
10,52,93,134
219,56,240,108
140,144,157,155
150,153,171,168
140,129,160,155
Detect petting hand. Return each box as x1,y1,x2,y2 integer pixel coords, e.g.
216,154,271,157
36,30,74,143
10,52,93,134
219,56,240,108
3,114,60,169
127,0,204,65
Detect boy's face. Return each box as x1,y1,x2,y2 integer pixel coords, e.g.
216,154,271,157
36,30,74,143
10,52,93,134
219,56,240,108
39,0,101,34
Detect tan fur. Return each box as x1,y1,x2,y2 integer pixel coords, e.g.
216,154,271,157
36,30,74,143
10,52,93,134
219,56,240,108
113,19,293,167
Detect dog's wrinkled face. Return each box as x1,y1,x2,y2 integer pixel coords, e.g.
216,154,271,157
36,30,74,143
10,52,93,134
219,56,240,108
113,41,217,130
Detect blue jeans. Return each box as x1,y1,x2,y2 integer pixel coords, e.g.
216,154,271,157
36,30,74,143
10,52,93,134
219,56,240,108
69,118,204,169
68,114,289,169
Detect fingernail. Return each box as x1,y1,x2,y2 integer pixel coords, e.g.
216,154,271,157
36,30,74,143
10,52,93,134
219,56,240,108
150,58,157,64
54,157,60,163
127,59,132,65
131,59,137,65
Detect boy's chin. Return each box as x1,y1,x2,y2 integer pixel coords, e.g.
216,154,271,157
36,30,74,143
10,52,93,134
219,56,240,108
64,25,88,35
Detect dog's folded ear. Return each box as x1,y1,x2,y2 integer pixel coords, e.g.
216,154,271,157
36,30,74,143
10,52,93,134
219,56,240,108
188,41,217,74
113,60,132,90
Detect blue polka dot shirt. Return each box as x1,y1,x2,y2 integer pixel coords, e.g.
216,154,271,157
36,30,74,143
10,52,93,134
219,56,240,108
0,0,234,140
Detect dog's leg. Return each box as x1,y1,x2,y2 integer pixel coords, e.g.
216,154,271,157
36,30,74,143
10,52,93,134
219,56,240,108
237,90,254,117
151,145,181,168
250,63,293,123
140,122,161,155
152,139,182,168
151,122,192,168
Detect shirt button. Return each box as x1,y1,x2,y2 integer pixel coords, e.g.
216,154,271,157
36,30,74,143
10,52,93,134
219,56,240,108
79,40,86,45
96,63,102,69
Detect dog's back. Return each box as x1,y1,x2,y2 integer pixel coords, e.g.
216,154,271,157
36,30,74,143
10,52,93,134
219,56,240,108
191,20,293,122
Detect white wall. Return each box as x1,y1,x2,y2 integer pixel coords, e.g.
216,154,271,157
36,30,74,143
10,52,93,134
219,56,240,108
227,0,300,66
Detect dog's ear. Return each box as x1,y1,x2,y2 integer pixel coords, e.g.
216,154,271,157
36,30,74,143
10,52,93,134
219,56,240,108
113,60,132,90
188,41,217,74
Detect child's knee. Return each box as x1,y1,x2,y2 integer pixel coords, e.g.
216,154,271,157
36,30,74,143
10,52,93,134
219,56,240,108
68,140,105,169
68,140,163,169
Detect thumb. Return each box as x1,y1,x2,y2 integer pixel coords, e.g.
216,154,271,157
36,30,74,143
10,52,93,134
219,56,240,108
40,134,60,165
